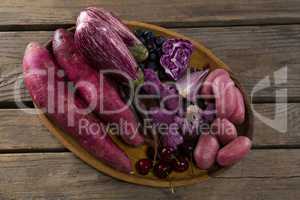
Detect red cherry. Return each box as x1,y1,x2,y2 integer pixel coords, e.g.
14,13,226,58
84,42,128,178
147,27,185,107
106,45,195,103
160,148,174,162
135,159,153,175
172,157,189,172
179,142,195,158
154,161,172,179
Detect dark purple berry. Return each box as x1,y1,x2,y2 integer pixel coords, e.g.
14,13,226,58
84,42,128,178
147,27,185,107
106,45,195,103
154,161,172,179
147,61,158,70
134,29,144,38
157,48,163,57
146,43,155,50
142,30,150,36
136,159,153,175
155,36,166,47
149,52,158,61
139,37,146,45
172,157,189,172
145,31,155,40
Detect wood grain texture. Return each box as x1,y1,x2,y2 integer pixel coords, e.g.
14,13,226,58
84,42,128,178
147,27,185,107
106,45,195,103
0,104,299,151
1,0,300,29
0,150,299,199
0,109,62,151
0,31,52,104
1,25,300,103
176,25,300,102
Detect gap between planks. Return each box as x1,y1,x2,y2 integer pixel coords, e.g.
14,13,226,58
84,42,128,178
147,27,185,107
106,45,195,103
2,21,300,32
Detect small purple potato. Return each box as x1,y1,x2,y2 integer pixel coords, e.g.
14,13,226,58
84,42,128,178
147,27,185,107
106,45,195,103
193,134,220,170
201,69,229,96
229,87,245,125
217,136,252,167
212,75,236,118
211,118,237,145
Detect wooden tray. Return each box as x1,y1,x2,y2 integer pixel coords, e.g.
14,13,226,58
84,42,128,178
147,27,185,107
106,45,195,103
37,21,253,188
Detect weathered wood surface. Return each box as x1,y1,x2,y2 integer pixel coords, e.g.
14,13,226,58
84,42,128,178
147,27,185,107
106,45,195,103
0,104,298,151
1,0,300,29
1,25,300,104
0,150,299,200
0,0,299,197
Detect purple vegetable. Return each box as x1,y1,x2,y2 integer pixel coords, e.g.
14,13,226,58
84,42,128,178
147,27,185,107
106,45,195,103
23,42,132,173
175,69,209,102
143,69,179,111
160,39,193,80
53,29,144,146
143,69,163,95
161,84,180,111
162,128,184,150
77,7,148,62
149,107,175,125
173,105,204,140
75,19,139,80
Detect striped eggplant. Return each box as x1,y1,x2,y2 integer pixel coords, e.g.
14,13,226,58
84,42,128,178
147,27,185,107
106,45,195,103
75,19,140,81
77,7,148,62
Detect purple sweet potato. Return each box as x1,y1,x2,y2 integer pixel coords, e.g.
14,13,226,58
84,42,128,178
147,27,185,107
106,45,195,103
217,136,252,167
52,29,144,146
229,87,246,125
193,134,220,170
23,42,132,173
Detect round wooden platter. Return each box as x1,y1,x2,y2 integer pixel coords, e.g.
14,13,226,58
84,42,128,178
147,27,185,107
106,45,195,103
37,21,253,188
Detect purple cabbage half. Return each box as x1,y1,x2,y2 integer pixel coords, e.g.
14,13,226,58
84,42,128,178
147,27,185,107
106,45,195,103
75,20,139,80
77,7,148,62
160,39,193,80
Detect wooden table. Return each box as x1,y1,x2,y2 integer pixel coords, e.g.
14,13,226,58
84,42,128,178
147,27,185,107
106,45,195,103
0,0,300,199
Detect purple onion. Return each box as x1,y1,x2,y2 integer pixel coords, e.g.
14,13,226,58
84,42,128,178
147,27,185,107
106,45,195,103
175,69,209,102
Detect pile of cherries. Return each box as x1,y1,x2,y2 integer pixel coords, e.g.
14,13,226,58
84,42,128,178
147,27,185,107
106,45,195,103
135,145,194,178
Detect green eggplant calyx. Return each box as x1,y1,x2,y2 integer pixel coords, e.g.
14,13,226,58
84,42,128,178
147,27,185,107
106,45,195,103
130,44,149,62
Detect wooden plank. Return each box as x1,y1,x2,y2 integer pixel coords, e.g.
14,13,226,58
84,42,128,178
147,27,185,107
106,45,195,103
0,31,51,104
253,103,300,147
1,0,300,29
0,109,63,151
175,25,300,102
0,150,299,200
0,104,299,151
1,25,300,104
